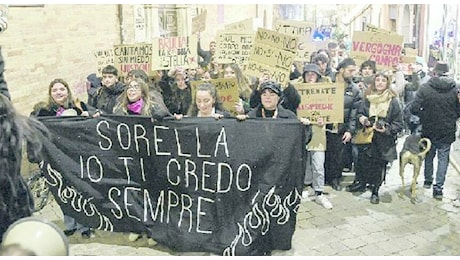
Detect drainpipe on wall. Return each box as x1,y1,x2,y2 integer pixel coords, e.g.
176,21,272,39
118,4,124,44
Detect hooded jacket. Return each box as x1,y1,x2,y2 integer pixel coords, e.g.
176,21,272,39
90,81,125,114
411,76,460,144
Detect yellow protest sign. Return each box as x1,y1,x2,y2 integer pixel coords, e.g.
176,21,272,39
400,48,418,75
294,82,344,124
245,28,298,86
273,19,315,62
190,78,239,115
365,24,398,35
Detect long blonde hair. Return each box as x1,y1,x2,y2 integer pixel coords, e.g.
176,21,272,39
114,78,153,116
223,63,252,100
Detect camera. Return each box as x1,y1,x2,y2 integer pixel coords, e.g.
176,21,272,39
376,119,386,129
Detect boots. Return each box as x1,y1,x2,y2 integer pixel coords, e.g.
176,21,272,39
346,180,366,192
370,184,380,204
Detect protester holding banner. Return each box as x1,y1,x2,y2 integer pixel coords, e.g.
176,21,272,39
124,69,170,116
237,81,295,120
238,79,312,147
89,64,125,116
324,58,361,191
29,78,94,238
31,78,92,117
222,63,252,114
249,71,301,115
186,82,231,119
300,64,333,209
354,71,403,204
162,67,192,119
113,77,171,121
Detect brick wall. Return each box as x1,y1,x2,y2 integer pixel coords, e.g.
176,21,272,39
0,4,124,115
0,4,262,116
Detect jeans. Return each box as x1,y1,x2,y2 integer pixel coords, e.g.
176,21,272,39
424,141,451,190
304,151,325,192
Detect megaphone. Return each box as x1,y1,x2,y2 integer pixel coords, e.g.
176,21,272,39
1,217,69,256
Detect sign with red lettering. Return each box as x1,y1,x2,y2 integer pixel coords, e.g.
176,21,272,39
151,35,198,70
293,82,344,123
113,43,153,76
350,30,403,70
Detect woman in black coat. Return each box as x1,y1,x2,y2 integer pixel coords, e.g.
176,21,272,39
353,71,403,204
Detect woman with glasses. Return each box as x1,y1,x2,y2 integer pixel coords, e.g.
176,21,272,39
113,77,171,121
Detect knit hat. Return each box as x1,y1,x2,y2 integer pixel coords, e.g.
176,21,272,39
259,81,281,96
303,64,322,78
336,58,356,71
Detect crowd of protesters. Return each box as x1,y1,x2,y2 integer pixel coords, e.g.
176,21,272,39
2,9,460,255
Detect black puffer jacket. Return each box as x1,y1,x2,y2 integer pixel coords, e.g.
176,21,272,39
411,76,460,144
90,82,125,114
326,82,362,135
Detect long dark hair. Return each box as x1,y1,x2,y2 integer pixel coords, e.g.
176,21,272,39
187,82,226,116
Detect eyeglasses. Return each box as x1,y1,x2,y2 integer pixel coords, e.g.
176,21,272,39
127,84,141,92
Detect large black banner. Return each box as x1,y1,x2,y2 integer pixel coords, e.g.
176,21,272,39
38,115,306,255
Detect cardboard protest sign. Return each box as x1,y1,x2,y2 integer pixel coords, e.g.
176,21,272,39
192,10,207,34
214,31,254,66
245,28,298,87
365,24,398,35
190,78,240,115
94,48,115,77
293,82,344,123
224,17,262,31
152,35,198,70
350,30,403,70
113,43,153,76
401,48,417,75
38,116,305,256
273,19,315,62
